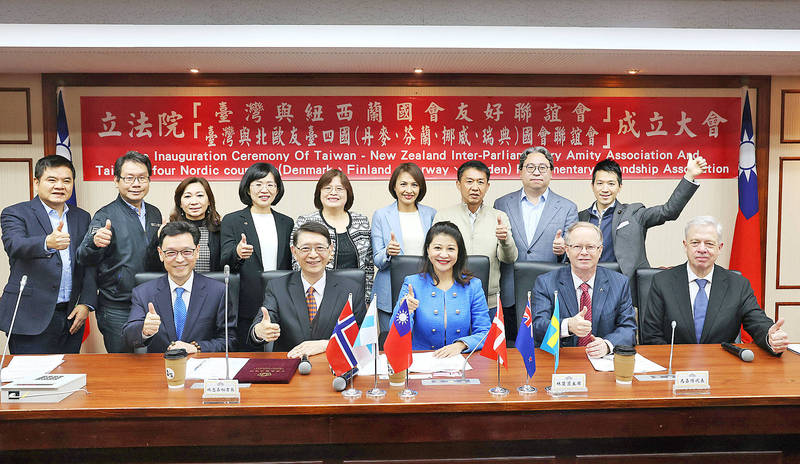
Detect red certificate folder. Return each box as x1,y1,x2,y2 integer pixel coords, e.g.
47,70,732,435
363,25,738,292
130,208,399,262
233,358,300,384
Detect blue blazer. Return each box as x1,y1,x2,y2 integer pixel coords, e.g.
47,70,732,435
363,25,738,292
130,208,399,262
371,202,436,327
392,273,491,352
494,188,577,306
0,197,97,336
531,266,636,348
122,273,237,353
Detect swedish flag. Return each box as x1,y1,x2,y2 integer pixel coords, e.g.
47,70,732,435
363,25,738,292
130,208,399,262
540,290,560,373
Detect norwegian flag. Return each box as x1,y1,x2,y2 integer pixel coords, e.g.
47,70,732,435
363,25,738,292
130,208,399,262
325,297,360,376
480,302,508,368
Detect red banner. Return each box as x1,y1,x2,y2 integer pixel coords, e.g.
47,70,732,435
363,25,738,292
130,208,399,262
80,95,741,181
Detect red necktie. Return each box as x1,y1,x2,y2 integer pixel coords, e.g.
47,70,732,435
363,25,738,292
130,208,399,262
306,286,317,323
577,282,593,346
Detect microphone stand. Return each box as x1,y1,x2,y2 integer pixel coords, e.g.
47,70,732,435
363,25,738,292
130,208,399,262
0,276,27,388
634,320,677,382
202,266,240,404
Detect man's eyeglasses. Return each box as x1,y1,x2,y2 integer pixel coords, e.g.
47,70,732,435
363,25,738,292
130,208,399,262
161,249,196,259
568,244,600,253
524,164,550,174
295,245,330,255
119,175,150,185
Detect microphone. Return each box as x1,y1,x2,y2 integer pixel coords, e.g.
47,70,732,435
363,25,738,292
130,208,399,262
667,320,676,376
332,367,359,392
298,355,312,375
460,326,493,382
721,342,754,362
223,265,231,379
1,275,28,384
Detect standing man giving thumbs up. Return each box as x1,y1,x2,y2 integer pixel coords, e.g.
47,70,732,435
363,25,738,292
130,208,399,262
0,155,97,354
78,151,162,353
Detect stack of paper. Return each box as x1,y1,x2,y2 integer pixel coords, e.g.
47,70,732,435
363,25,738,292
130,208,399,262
357,352,472,376
1,355,65,382
185,357,249,380
587,353,666,373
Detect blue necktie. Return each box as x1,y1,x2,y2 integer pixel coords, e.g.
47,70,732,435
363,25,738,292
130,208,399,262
174,287,187,340
693,279,708,343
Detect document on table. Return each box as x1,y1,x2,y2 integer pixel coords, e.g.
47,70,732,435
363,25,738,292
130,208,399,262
186,357,249,380
357,352,472,376
587,353,665,373
788,344,800,356
0,355,64,382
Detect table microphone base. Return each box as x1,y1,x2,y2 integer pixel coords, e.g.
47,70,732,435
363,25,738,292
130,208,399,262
421,378,480,385
634,373,675,382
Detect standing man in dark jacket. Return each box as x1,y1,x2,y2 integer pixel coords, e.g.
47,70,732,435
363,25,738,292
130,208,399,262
77,151,162,353
0,155,97,354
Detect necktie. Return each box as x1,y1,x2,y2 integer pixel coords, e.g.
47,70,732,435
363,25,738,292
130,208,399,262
306,286,317,323
693,279,708,343
174,287,187,340
577,282,593,346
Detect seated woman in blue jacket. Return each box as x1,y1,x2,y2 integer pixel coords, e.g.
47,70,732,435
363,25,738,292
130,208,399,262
392,221,491,358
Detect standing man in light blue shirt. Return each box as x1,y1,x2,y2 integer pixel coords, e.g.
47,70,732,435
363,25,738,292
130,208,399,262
494,146,578,340
0,155,96,354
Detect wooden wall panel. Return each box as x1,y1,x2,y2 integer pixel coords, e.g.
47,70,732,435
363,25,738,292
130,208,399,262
0,88,32,144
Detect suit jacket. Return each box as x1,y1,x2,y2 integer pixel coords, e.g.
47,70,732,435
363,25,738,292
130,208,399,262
0,197,97,336
578,177,698,278
122,273,236,353
494,188,578,306
371,201,436,318
248,271,367,352
220,207,293,321
532,266,636,348
641,263,776,353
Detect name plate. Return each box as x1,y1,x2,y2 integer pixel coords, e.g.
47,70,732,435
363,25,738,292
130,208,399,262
202,379,241,404
673,371,710,392
550,373,587,394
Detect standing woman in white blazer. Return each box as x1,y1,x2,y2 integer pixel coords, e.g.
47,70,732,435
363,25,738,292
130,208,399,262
371,163,436,334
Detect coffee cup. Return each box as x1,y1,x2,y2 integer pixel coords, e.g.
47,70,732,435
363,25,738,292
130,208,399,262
164,348,188,389
613,345,636,385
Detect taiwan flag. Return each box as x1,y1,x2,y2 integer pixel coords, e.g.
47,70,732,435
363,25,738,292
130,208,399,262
384,299,412,373
729,92,760,343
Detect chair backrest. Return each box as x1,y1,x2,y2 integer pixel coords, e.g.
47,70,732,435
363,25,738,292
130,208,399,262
513,262,565,328
389,255,491,310
328,268,367,309
635,267,665,339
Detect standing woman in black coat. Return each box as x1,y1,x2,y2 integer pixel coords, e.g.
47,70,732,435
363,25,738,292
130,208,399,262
169,177,222,272
221,163,294,351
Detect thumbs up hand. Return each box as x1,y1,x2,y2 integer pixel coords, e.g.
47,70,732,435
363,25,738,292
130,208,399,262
495,215,509,241
386,231,401,256
93,219,113,248
237,233,254,260
768,318,790,353
685,153,709,181
255,307,281,342
142,302,161,337
46,220,71,250
404,284,419,314
568,306,592,337
552,229,566,255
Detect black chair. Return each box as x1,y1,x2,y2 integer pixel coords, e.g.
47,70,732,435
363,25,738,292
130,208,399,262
512,261,624,329
389,255,491,311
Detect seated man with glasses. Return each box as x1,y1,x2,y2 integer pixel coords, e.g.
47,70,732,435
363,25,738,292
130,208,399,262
494,146,577,339
249,221,366,359
122,221,236,353
531,222,636,358
641,216,789,354
78,150,162,353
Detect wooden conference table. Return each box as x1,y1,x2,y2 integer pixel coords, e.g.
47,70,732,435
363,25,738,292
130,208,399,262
2,345,800,463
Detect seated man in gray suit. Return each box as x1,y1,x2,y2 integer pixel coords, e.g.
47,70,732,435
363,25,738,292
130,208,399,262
532,222,636,358
494,146,578,337
578,155,707,280
642,216,789,354
249,221,366,358
123,221,236,353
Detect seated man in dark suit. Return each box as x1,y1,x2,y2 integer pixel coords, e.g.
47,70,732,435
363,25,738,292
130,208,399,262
0,155,96,354
642,216,789,353
532,222,636,358
249,221,366,358
122,221,236,353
